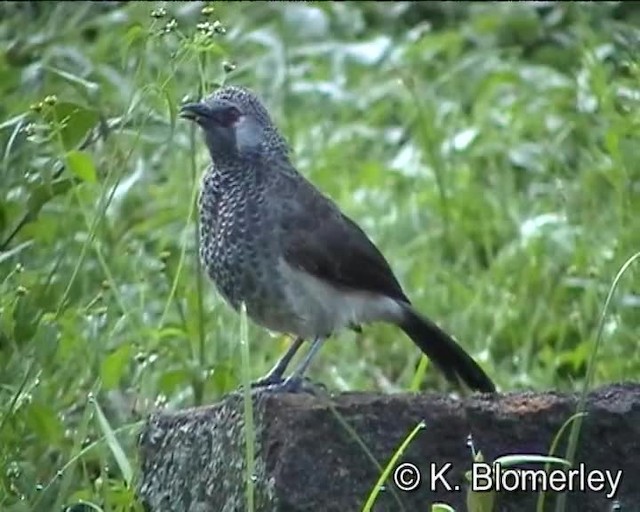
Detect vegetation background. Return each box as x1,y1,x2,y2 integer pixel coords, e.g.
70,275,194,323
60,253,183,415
0,1,638,510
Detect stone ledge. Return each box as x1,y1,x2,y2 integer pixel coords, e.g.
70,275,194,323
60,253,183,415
137,382,640,511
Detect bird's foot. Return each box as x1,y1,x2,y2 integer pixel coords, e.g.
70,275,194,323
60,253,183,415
259,376,326,395
250,373,285,389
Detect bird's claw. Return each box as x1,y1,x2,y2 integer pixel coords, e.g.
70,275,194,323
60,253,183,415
250,374,285,389
259,376,325,395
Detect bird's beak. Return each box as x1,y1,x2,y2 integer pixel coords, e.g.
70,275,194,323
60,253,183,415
179,101,211,122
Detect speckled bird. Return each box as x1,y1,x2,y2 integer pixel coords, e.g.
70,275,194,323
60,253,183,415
179,85,495,394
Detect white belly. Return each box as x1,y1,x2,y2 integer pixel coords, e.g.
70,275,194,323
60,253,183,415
278,257,404,339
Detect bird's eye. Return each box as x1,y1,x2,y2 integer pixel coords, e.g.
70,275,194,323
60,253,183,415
222,106,241,126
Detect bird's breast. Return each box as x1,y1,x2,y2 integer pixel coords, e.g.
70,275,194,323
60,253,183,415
198,181,282,312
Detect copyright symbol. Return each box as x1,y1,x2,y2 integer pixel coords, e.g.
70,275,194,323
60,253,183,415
393,462,421,491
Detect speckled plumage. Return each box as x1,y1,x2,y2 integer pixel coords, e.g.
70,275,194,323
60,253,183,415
198,158,294,335
185,85,496,393
196,86,312,336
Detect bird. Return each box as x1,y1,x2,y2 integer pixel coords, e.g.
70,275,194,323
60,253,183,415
179,85,496,394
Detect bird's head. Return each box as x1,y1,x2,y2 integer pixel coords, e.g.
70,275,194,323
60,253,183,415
179,86,288,163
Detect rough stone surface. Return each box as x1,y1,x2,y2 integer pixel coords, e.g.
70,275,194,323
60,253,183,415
137,382,640,512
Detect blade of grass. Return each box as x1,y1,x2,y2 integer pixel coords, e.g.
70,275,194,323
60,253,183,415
154,50,210,403
191,118,207,406
409,355,429,392
537,412,587,512
0,361,40,437
317,390,407,512
362,420,425,512
34,419,143,510
555,251,640,512
239,303,256,512
49,387,97,512
91,394,134,487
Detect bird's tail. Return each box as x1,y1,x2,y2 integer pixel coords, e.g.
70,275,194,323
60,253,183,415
398,305,495,393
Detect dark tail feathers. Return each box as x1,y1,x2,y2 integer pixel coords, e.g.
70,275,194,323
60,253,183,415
399,306,495,393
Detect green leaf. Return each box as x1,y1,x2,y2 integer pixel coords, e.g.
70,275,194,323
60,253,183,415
66,150,97,183
101,344,133,390
92,397,133,486
157,326,187,340
0,240,33,265
467,487,496,512
209,362,235,393
42,101,99,150
125,23,146,49
494,454,571,469
25,402,64,444
464,455,571,512
13,295,40,344
46,66,100,96
158,369,191,395
65,500,103,512
0,198,6,234
432,504,457,512
26,178,75,221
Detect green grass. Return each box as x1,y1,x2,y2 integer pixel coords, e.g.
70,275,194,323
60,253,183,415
1,2,639,510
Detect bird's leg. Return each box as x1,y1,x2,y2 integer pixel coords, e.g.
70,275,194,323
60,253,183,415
287,336,325,382
251,336,305,388
263,336,326,394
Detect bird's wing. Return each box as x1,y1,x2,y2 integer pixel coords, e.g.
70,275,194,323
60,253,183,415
276,168,411,305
